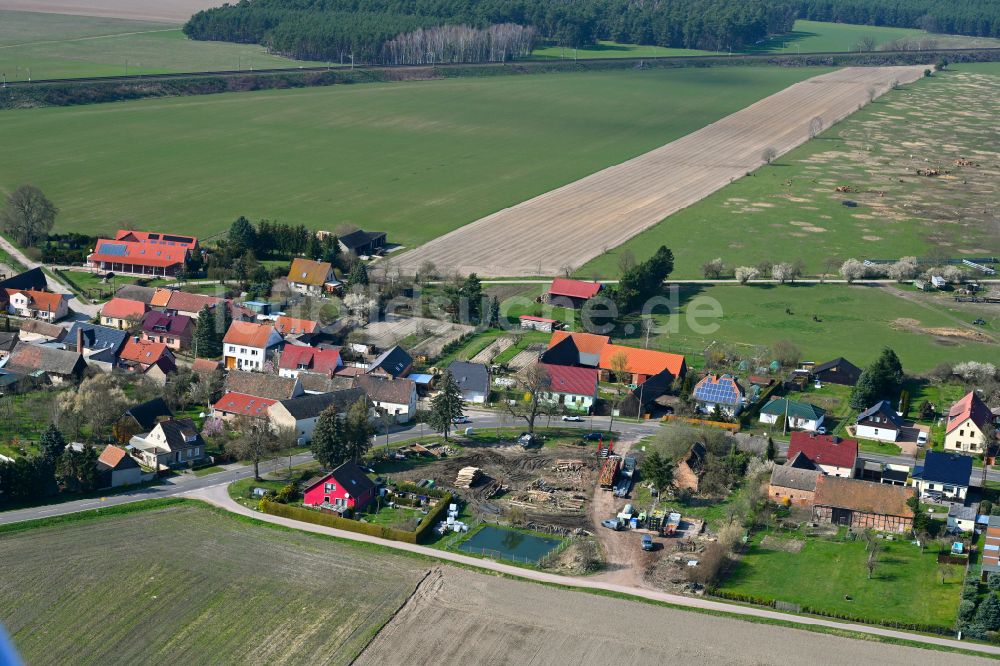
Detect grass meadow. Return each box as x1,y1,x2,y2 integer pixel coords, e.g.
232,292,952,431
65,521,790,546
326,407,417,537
719,530,962,628
0,10,312,81
0,66,824,246
0,503,428,664
580,64,1000,279
615,284,996,373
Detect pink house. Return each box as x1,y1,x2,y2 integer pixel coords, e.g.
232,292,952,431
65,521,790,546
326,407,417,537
302,462,375,515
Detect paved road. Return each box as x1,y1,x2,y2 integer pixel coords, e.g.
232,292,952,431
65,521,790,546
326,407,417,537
0,412,658,526
0,233,98,318
190,483,998,656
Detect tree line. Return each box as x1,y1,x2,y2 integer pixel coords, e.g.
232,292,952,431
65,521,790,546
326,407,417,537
183,0,796,63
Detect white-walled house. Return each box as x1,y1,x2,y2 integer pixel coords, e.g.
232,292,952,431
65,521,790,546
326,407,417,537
759,399,825,432
855,400,904,443
268,389,366,443
6,289,69,321
223,321,283,371
944,391,995,455
539,363,598,413
355,375,416,424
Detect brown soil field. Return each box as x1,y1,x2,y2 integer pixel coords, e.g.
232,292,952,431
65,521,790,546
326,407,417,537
355,567,988,665
396,66,927,277
0,0,219,22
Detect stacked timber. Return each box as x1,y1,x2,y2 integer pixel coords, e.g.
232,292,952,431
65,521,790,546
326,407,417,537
455,466,482,489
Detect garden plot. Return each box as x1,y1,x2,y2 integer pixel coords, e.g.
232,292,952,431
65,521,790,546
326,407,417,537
361,314,474,357
397,66,927,277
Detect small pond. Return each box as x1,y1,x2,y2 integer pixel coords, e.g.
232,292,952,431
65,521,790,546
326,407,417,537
457,525,562,564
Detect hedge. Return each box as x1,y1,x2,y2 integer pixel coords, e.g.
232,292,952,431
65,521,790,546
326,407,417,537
260,492,453,544
5,48,1000,111
709,589,955,636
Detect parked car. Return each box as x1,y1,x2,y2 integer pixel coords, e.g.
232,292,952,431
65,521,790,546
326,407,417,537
452,416,471,424
641,534,654,551
562,415,583,422
817,426,827,435
518,432,541,447
601,519,622,530
582,432,603,441
917,431,928,446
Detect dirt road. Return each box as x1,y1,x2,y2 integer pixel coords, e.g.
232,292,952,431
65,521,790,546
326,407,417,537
396,66,928,277
355,567,990,665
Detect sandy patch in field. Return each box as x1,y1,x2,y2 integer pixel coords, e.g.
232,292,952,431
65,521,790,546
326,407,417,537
863,235,882,241
891,317,993,343
355,567,989,666
0,0,218,21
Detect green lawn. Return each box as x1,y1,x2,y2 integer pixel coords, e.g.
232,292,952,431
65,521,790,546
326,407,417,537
624,284,996,373
0,10,315,81
580,65,1000,278
720,530,962,627
0,503,427,664
56,269,168,301
0,67,825,246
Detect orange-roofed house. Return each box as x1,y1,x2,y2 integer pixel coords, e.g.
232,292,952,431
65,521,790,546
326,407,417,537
598,344,686,386
223,321,283,372
543,331,611,367
6,289,69,322
547,278,602,308
97,444,142,488
88,230,198,277
274,315,318,337
944,391,997,455
287,258,334,296
119,337,177,374
101,297,148,329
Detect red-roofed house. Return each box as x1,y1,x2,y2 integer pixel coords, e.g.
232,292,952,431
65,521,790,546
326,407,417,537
119,337,176,375
944,391,996,455
547,278,602,307
97,444,142,488
787,432,858,478
223,321,283,371
101,297,148,329
278,346,342,378
544,331,611,367
598,344,686,386
88,230,198,277
140,311,193,350
212,392,277,421
540,363,598,413
274,315,318,337
6,289,68,322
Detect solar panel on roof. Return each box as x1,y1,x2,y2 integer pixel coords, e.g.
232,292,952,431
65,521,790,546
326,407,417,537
100,243,129,257
163,234,193,244
148,233,160,240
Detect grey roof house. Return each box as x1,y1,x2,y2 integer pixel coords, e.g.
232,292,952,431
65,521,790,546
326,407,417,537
447,361,490,404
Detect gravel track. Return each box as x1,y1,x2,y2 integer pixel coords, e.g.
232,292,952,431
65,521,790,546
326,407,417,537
396,66,928,277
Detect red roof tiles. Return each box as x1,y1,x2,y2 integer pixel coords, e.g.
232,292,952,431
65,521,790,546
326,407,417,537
788,432,858,470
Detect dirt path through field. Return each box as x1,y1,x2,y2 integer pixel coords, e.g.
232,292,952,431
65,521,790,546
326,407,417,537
878,283,998,344
396,65,928,277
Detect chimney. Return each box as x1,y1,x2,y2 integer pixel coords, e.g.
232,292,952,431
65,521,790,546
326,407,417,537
76,326,84,354
134,336,140,344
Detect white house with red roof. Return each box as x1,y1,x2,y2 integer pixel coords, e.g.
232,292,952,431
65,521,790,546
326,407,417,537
540,363,598,413
223,321,283,371
101,297,148,329
88,229,198,277
787,432,859,478
278,346,342,379
6,289,68,321
547,278,602,308
945,391,996,455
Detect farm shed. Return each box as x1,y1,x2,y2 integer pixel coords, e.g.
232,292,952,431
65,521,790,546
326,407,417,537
811,475,915,534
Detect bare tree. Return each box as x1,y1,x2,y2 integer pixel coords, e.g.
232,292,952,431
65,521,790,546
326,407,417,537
808,115,823,139
761,147,777,164
702,257,726,279
232,415,279,480
505,363,549,434
863,532,881,580
0,184,58,247
617,250,636,276
856,35,876,52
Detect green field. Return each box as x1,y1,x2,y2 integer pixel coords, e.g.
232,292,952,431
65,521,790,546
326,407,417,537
0,10,313,81
620,284,996,373
0,66,824,246
581,64,1000,278
720,530,962,628
749,19,1000,54
0,502,428,664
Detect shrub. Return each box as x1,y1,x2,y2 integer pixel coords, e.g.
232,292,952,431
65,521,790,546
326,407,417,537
959,599,977,622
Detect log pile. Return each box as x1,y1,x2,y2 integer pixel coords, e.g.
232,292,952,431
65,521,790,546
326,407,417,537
455,466,482,489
